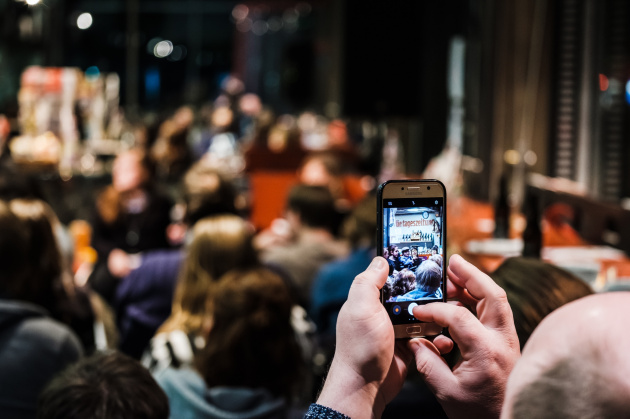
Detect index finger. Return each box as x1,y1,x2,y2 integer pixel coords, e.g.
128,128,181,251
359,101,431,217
447,254,512,330
413,302,489,355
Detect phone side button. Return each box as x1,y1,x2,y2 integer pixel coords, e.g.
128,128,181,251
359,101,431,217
406,326,422,335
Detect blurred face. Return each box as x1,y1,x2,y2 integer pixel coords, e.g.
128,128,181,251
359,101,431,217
403,250,410,257
300,159,332,186
432,249,437,256
383,248,389,258
112,151,148,193
392,247,399,257
412,248,418,257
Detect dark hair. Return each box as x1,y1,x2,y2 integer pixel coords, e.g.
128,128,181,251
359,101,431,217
287,184,337,232
431,245,439,252
392,269,416,296
490,257,593,350
9,199,64,310
182,162,238,225
0,200,29,291
415,260,442,293
196,267,302,399
382,280,393,302
37,351,169,419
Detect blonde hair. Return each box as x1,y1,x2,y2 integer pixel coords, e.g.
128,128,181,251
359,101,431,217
159,215,257,334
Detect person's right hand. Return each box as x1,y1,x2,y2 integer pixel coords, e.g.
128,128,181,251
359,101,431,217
410,254,521,419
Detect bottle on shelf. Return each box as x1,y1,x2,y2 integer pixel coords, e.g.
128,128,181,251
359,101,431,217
494,173,511,239
522,192,542,258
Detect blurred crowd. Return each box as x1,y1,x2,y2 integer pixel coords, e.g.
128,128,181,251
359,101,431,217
0,78,606,419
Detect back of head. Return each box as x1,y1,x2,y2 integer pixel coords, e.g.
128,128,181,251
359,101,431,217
196,267,301,399
9,199,63,307
416,260,442,292
37,351,169,419
182,161,238,225
504,292,630,419
490,257,593,349
429,254,443,268
393,269,416,295
287,184,337,232
0,200,29,296
163,214,257,334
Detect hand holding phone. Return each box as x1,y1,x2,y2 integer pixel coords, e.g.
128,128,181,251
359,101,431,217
377,179,447,338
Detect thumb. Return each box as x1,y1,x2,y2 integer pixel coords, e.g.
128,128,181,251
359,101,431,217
409,339,457,395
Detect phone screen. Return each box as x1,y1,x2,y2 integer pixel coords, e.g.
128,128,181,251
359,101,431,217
381,196,445,325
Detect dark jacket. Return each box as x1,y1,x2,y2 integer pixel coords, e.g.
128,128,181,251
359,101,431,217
115,249,184,359
0,299,83,419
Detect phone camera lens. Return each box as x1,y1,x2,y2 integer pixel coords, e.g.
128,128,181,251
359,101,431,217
401,187,404,190
427,186,431,190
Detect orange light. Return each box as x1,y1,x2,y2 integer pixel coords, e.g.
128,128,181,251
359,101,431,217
599,74,609,91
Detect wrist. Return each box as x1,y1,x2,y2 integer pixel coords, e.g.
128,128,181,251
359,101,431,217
316,359,385,419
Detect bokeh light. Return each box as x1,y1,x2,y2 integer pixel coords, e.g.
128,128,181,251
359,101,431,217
154,40,173,58
232,4,249,21
76,13,93,30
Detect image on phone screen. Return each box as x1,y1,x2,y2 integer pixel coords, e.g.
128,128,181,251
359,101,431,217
381,197,445,325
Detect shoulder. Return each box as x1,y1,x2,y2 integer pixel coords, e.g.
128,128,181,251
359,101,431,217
143,329,200,373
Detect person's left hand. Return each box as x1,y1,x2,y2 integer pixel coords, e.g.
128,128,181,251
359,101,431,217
316,257,413,418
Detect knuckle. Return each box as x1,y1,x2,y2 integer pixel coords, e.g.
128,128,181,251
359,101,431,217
416,355,434,378
452,305,472,325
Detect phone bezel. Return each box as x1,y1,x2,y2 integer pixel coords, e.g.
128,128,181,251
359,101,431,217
377,179,447,339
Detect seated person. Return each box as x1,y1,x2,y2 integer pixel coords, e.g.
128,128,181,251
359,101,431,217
0,201,83,419
395,260,442,301
410,247,423,268
155,267,303,418
387,244,405,273
38,351,169,419
399,247,414,269
142,215,258,373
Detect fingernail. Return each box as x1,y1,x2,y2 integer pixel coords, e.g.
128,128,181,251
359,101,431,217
369,257,384,271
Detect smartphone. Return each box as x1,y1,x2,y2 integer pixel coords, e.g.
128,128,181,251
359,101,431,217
377,179,447,339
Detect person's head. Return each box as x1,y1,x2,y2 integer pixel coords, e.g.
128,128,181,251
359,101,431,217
383,247,390,259
286,184,337,234
415,260,441,293
392,269,415,296
8,199,65,309
341,194,376,249
161,215,257,334
411,247,418,258
502,293,630,419
382,280,393,302
299,152,343,186
196,267,301,399
37,351,169,419
490,257,593,350
431,245,439,255
0,200,29,294
401,247,410,257
388,244,399,258
429,253,443,268
182,161,238,225
112,148,153,194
